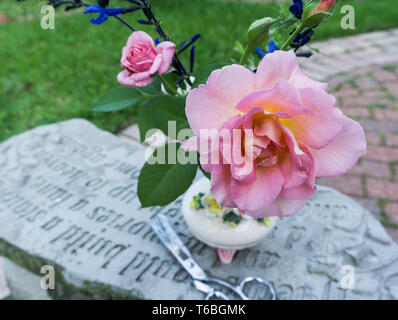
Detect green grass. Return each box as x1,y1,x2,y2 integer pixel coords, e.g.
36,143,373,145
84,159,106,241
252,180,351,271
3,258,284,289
1,0,398,141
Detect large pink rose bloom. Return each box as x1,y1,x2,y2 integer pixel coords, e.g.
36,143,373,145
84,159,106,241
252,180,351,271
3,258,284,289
185,51,366,218
117,31,175,87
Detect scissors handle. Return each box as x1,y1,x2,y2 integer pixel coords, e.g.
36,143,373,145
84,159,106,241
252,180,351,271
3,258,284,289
193,279,230,300
205,276,277,300
206,290,230,300
205,277,249,300
238,276,277,300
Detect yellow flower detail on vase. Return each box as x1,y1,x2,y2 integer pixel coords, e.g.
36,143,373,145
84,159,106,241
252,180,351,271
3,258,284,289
208,197,223,215
190,200,199,210
190,192,205,211
257,217,271,226
223,211,241,227
202,195,224,216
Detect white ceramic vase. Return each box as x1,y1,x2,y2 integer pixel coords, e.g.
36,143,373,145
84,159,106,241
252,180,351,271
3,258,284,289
182,178,278,263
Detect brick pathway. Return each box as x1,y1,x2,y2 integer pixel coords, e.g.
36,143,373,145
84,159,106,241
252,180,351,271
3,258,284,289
298,30,398,242
319,64,398,241
299,29,398,81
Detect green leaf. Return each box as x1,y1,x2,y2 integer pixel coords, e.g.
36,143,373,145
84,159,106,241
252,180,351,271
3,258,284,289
247,17,278,50
138,143,198,207
271,17,297,34
139,77,162,96
308,45,320,54
234,40,245,55
138,95,191,143
91,87,143,112
302,12,331,28
223,211,241,227
193,64,224,88
149,96,190,136
198,153,211,180
159,73,180,95
138,102,157,143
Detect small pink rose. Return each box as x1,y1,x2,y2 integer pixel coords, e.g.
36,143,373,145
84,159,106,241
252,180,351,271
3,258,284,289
117,31,176,87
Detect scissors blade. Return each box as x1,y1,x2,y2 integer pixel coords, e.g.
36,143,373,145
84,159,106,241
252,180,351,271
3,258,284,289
193,280,230,300
149,214,207,281
192,280,214,295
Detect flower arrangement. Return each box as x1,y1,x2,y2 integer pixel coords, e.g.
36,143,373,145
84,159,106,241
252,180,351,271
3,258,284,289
33,0,366,260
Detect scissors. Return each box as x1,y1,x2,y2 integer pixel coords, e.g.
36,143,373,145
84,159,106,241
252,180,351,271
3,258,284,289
149,214,277,300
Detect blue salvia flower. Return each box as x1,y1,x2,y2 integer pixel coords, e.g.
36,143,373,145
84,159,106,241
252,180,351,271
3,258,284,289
178,34,201,54
268,40,277,53
292,29,314,49
190,34,202,43
256,48,266,58
289,0,303,20
256,40,277,58
83,5,124,25
155,38,161,45
190,45,196,72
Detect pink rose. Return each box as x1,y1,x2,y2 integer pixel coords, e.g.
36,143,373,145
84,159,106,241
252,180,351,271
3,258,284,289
184,51,366,218
117,31,176,87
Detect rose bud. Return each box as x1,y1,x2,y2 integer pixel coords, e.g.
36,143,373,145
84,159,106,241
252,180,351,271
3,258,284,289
302,0,336,28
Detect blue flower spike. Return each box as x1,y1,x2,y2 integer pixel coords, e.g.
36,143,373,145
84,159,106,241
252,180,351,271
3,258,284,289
190,34,201,43
268,40,277,53
177,34,201,55
289,0,303,20
83,5,124,25
292,28,314,50
256,40,277,58
256,48,266,58
190,45,196,72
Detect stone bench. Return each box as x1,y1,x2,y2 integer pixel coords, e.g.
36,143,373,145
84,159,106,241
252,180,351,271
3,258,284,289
0,119,397,300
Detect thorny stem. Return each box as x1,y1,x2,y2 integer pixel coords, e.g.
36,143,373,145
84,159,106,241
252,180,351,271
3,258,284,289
280,22,305,51
139,0,193,86
48,0,89,8
54,0,193,87
113,15,136,31
239,45,252,65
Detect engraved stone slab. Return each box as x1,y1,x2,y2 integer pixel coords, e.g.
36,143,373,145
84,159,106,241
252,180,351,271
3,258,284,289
0,257,10,299
0,119,397,300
